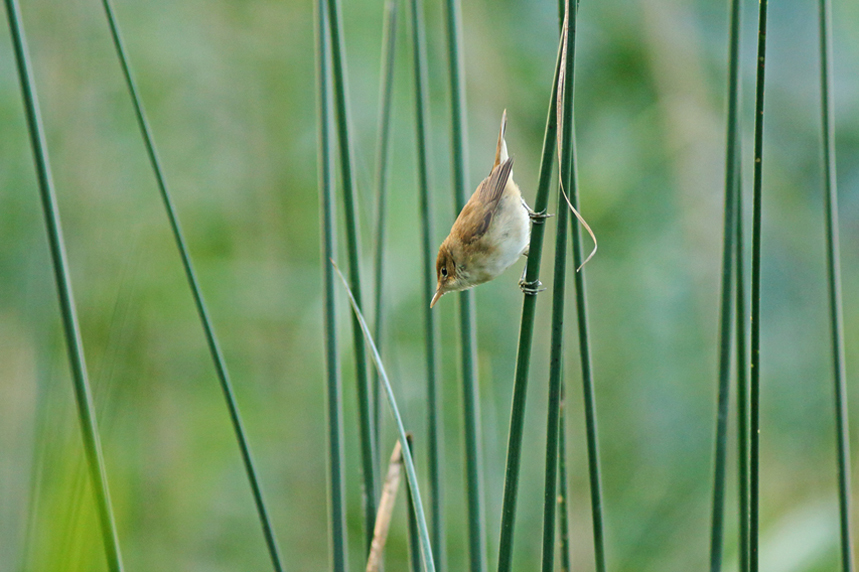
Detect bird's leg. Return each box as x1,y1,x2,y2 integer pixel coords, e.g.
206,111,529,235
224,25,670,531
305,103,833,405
518,264,545,295
522,198,552,224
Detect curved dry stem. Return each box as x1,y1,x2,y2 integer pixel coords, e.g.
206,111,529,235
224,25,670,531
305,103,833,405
555,1,597,271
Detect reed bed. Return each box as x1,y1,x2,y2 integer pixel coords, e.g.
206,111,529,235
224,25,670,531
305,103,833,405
1,0,855,570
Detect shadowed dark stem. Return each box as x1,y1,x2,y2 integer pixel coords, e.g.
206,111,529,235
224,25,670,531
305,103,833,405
409,0,445,566
317,0,347,569
371,0,399,468
4,1,124,570
97,1,285,568
443,0,485,570
749,0,769,569
818,0,855,568
496,39,563,572
325,0,379,552
709,0,742,567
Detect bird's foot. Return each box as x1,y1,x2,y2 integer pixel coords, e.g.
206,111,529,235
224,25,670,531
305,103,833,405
523,199,552,224
519,277,545,295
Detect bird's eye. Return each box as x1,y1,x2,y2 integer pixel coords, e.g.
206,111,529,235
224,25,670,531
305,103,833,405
441,267,448,277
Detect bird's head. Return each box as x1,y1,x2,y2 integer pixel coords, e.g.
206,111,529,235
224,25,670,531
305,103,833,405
431,242,468,307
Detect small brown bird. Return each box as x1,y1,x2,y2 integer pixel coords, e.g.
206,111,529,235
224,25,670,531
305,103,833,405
431,111,545,308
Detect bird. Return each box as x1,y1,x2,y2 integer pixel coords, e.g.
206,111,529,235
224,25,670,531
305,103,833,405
431,110,547,308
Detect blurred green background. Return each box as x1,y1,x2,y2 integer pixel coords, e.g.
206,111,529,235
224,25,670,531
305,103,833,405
1,0,858,570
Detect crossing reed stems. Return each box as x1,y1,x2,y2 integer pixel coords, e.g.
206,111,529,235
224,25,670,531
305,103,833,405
371,0,399,465
317,0,348,568
496,37,563,572
407,435,423,572
540,4,575,567
335,263,437,572
324,0,380,551
562,0,606,567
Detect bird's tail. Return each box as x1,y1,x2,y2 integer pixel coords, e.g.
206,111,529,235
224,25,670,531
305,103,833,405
494,109,509,169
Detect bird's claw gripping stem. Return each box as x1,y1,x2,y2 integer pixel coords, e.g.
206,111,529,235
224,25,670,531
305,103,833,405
519,277,545,295
523,200,552,224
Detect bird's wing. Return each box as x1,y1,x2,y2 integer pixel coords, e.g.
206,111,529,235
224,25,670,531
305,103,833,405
494,109,509,168
457,157,514,244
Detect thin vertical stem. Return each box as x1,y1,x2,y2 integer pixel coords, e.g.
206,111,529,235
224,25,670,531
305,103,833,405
496,39,563,572
749,0,769,569
325,0,379,551
709,0,742,567
735,163,749,572
564,2,606,570
541,187,568,572
406,436,423,572
409,0,445,566
442,0,485,570
4,2,123,570
97,2,285,568
558,386,573,572
541,6,577,566
818,0,855,569
371,0,399,465
318,0,348,569
443,0,469,215
733,5,749,570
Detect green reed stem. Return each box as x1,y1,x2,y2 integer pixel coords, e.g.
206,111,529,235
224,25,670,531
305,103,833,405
541,146,570,572
4,2,123,570
818,0,855,569
558,386,572,572
407,435,423,572
443,0,469,216
496,38,563,572
318,1,348,569
442,1,485,570
735,160,749,572
709,0,742,567
408,0,445,566
408,491,423,572
749,0,769,569
324,0,379,551
563,4,606,571
95,2,285,568
541,9,577,567
371,0,399,466
733,14,750,572
334,263,437,572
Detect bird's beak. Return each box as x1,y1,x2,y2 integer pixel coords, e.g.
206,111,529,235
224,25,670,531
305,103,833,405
430,288,444,308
